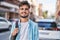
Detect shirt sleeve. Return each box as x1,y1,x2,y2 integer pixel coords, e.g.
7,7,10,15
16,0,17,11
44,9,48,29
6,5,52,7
9,22,16,40
34,23,39,40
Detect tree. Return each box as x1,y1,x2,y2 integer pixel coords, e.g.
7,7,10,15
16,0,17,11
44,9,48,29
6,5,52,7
43,11,48,18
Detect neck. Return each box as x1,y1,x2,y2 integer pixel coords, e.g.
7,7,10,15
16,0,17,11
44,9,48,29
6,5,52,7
20,18,28,22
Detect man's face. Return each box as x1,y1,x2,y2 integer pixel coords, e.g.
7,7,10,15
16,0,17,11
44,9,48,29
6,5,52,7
19,5,30,18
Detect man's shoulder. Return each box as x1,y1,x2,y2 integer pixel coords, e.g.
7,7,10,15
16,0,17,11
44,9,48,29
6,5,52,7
29,20,37,25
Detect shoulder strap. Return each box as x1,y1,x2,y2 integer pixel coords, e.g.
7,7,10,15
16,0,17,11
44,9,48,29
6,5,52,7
15,21,18,28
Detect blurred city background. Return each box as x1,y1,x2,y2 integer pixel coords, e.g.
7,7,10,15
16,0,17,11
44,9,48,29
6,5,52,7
0,0,60,40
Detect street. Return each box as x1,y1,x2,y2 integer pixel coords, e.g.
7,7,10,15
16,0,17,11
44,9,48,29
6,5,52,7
0,30,60,40
0,30,10,40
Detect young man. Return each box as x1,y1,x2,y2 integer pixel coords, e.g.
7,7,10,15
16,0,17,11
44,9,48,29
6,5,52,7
9,1,39,40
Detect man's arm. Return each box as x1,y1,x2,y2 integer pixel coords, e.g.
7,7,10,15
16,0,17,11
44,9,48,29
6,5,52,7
9,22,18,40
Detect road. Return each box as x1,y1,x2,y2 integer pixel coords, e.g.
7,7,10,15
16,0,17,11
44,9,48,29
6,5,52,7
0,29,60,40
0,30,10,40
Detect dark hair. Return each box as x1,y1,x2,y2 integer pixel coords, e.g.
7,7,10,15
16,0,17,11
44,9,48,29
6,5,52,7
19,1,30,8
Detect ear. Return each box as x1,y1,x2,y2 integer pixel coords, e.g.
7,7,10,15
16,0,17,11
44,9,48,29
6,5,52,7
29,9,31,13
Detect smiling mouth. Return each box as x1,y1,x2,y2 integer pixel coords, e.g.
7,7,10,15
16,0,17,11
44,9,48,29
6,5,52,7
22,12,27,15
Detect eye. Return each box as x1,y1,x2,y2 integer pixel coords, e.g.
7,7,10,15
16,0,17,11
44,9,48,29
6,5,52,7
20,8,24,10
20,8,29,10
25,8,29,10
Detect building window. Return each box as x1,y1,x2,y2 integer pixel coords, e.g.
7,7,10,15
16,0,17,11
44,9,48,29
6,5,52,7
0,11,5,17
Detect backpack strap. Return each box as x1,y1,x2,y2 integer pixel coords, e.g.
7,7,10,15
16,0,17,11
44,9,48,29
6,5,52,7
12,21,19,40
15,21,18,28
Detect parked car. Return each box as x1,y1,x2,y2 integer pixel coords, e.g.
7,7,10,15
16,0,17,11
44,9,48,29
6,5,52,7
36,19,60,40
8,18,19,24
36,19,58,30
0,17,12,30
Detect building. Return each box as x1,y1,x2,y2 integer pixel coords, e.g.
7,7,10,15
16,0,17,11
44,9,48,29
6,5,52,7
0,0,19,20
38,4,43,19
56,0,60,19
56,0,60,28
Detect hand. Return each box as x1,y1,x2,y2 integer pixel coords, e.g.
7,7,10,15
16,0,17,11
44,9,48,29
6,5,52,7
12,28,18,36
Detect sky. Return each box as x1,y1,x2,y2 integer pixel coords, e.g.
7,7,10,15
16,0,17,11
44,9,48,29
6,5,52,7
36,0,57,15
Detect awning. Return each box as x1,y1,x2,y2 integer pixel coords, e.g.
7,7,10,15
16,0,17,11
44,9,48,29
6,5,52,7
0,7,9,12
0,7,18,13
0,1,19,9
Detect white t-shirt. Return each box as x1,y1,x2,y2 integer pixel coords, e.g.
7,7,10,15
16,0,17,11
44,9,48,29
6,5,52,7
20,22,29,40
